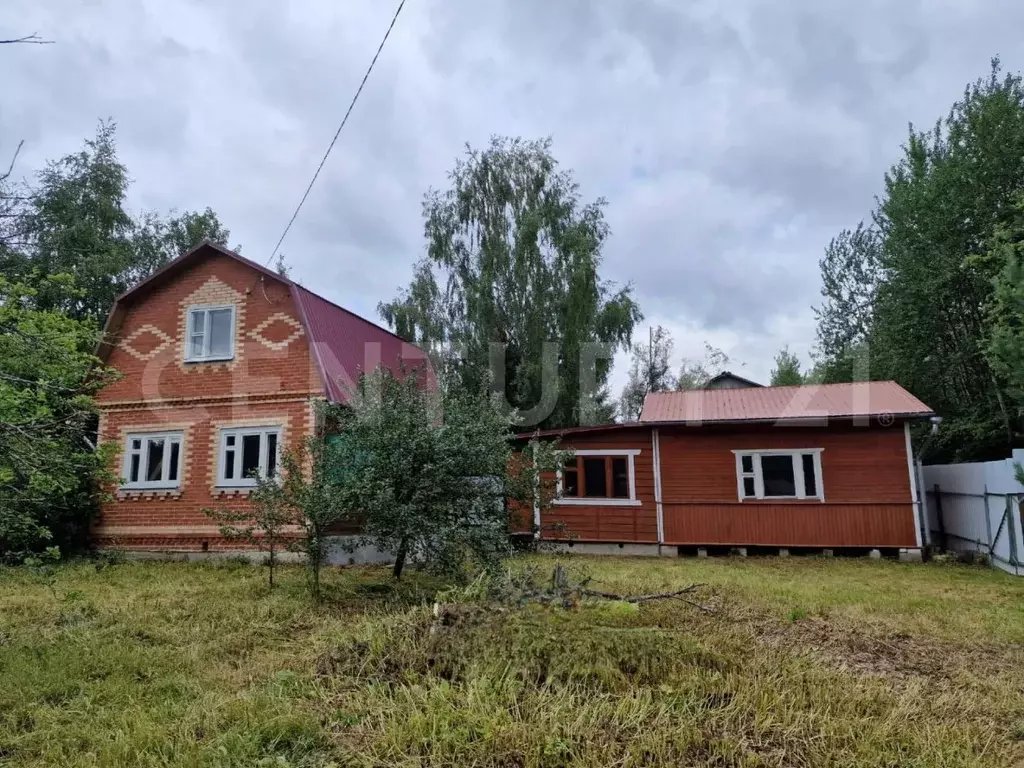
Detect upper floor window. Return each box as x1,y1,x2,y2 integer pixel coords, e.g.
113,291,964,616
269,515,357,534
122,431,183,490
186,305,235,362
733,449,824,501
556,449,641,506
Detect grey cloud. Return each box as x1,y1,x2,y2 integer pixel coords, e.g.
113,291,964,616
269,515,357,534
6,0,1024,385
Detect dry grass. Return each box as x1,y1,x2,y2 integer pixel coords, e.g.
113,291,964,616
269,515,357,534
1,554,1023,766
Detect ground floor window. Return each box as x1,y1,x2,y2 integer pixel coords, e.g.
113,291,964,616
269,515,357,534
557,449,641,505
734,449,823,501
217,426,281,486
122,432,183,489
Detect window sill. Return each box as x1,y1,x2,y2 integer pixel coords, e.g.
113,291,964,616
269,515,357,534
554,498,641,507
117,488,182,500
184,356,235,364
739,497,825,503
212,486,256,497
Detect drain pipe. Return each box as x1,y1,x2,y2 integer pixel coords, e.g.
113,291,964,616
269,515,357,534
916,416,944,462
913,416,943,549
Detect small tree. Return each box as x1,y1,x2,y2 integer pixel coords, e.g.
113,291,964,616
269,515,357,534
330,367,559,580
204,474,297,590
619,325,676,421
677,343,731,390
278,437,346,601
770,346,805,386
203,412,345,600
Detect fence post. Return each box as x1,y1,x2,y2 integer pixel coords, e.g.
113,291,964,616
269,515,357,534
933,484,947,551
983,483,994,556
1006,495,1021,567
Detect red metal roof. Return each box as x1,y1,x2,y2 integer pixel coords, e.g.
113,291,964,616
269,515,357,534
99,241,433,402
290,284,434,403
640,381,933,423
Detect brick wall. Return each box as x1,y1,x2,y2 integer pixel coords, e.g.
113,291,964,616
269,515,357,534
95,254,325,551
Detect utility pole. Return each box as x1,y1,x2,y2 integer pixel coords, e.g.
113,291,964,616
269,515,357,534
648,325,654,395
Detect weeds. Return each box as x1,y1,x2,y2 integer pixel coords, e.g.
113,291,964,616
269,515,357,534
0,556,1022,766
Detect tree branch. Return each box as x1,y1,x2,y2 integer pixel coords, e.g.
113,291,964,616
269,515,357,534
0,33,54,45
1,140,23,182
579,584,714,612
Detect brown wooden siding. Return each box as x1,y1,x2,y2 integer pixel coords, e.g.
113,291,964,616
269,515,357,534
658,424,917,547
538,427,658,543
661,503,915,546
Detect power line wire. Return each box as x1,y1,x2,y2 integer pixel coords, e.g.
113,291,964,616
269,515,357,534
267,0,408,266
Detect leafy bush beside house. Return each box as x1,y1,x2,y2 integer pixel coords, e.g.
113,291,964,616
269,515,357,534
0,275,118,562
329,367,561,580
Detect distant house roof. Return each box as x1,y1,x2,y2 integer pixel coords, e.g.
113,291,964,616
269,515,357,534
640,381,934,424
98,241,433,402
703,371,763,389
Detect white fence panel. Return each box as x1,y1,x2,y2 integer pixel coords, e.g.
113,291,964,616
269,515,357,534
922,450,1024,576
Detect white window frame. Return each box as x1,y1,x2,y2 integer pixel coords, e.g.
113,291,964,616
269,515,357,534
122,431,184,490
555,449,642,507
185,304,236,362
732,449,824,502
217,426,282,487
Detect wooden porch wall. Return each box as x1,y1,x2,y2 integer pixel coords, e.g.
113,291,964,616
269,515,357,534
537,427,658,542
658,423,918,548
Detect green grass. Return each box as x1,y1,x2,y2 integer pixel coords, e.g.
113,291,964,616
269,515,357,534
1,555,1023,766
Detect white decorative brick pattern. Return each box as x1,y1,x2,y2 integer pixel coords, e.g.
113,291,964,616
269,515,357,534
247,312,305,351
177,277,247,371
119,324,174,361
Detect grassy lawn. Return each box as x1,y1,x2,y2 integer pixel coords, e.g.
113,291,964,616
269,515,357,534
1,555,1023,767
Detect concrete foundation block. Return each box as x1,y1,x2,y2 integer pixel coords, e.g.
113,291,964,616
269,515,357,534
325,536,395,566
822,549,834,557
868,548,882,560
658,545,678,558
122,549,306,564
736,547,748,557
778,548,790,558
697,547,709,559
898,548,923,563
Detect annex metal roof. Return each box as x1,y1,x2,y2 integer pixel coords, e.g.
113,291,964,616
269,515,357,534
640,380,933,424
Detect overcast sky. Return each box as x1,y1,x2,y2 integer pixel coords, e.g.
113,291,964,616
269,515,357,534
4,0,1023,392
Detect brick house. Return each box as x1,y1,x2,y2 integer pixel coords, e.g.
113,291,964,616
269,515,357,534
93,242,429,553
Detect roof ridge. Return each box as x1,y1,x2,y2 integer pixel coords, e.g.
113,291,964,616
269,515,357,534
649,380,902,395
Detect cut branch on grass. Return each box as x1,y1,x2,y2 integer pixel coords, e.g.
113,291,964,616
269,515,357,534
434,564,717,617
579,584,712,610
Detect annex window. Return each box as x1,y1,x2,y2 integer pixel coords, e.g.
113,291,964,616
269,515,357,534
217,426,281,487
557,450,640,506
185,305,235,362
733,449,824,501
122,432,183,489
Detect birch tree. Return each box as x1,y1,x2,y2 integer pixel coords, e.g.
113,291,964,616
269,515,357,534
379,137,641,429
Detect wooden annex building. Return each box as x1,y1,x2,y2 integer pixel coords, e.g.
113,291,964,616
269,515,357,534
516,381,934,555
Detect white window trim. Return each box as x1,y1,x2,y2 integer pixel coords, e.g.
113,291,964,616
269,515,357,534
184,304,236,363
555,448,642,507
217,426,282,487
121,431,184,490
732,448,825,502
